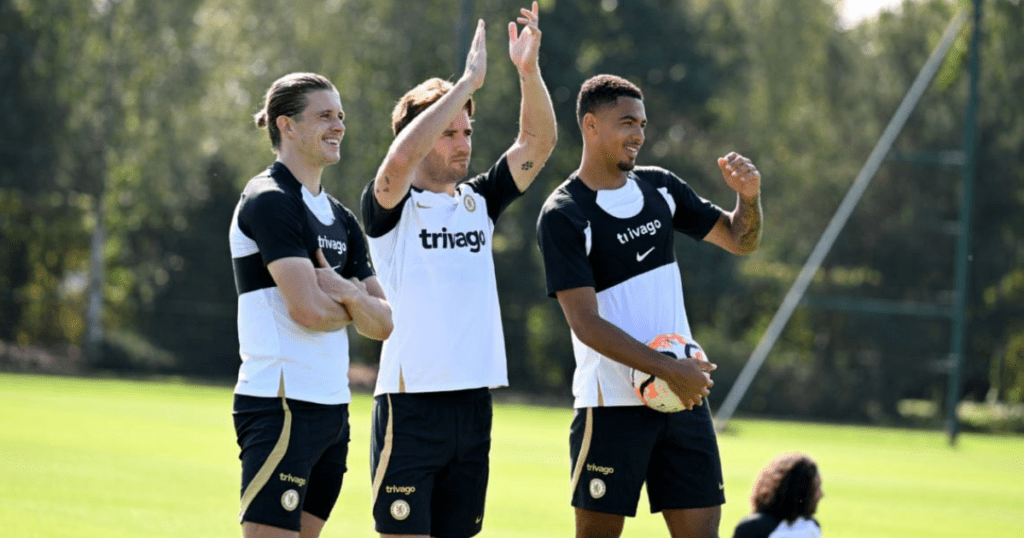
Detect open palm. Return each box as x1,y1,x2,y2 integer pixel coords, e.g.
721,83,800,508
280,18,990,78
508,2,541,73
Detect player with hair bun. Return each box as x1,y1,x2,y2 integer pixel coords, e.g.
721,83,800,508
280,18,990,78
230,71,393,538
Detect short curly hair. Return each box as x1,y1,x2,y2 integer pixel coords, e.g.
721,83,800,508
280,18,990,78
576,74,644,127
750,453,820,523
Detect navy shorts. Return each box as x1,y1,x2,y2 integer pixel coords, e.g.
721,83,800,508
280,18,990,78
569,402,725,517
233,394,350,530
370,389,492,538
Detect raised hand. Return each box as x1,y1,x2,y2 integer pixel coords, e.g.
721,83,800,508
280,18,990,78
508,2,541,73
462,19,488,90
718,151,761,201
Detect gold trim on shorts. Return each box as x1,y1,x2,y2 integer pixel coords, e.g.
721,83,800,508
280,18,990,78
569,407,594,493
238,375,292,522
370,394,395,504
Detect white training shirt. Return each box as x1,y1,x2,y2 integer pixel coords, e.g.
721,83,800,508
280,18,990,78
361,155,521,395
536,166,723,408
768,517,822,538
230,162,374,404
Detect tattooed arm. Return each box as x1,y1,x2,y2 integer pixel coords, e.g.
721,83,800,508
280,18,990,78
505,2,557,193
703,151,762,256
371,20,487,209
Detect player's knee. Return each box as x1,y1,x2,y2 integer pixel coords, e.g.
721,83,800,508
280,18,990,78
693,528,719,538
665,507,720,538
668,525,717,538
576,528,623,538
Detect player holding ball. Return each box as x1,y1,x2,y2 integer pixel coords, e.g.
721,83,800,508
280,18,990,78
536,74,762,538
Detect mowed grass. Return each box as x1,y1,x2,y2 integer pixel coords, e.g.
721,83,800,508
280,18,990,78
1,373,1021,537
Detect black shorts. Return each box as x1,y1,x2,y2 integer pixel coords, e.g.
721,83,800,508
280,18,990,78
569,402,725,517
370,389,492,538
233,394,350,531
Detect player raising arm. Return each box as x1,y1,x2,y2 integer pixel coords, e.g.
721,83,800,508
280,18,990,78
361,4,556,538
372,6,555,209
536,74,761,538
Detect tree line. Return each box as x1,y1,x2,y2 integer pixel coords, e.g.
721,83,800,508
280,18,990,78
2,0,1022,423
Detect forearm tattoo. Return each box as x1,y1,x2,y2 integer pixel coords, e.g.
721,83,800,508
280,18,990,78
376,175,391,194
521,161,534,171
735,195,762,252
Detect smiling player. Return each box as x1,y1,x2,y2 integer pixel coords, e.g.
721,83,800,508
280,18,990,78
360,5,557,538
536,74,763,538
230,72,392,538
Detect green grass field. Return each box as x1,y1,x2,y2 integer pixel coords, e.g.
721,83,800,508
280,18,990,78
1,373,1021,537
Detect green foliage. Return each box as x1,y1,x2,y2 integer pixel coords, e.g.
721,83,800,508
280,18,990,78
1001,326,1024,403
1,0,1023,422
957,399,1024,433
688,0,1024,421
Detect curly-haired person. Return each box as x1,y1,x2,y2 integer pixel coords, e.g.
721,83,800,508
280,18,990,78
732,453,825,538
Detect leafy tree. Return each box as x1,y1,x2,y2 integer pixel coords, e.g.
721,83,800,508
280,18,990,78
3,0,1022,424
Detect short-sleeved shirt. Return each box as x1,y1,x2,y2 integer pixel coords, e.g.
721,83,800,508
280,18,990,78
732,514,822,538
229,161,374,404
361,155,521,395
536,166,722,408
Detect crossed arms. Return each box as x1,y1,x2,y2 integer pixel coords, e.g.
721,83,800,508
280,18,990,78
268,252,393,340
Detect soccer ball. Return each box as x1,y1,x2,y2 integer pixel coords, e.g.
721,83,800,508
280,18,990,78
631,333,708,413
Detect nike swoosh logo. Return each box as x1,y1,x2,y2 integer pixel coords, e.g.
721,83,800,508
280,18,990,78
415,202,431,209
636,247,655,262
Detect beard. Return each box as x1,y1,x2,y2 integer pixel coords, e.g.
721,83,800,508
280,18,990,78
617,159,635,172
433,162,467,185
444,160,469,182
423,152,468,184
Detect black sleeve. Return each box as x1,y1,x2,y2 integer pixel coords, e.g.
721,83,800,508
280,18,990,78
536,202,594,298
338,205,375,281
663,169,723,241
360,179,410,238
238,190,308,266
731,514,779,538
463,154,521,224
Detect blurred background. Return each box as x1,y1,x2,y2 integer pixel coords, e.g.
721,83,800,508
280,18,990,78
1,0,1021,432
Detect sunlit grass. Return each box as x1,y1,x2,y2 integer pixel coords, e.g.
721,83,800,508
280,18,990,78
1,373,1021,537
